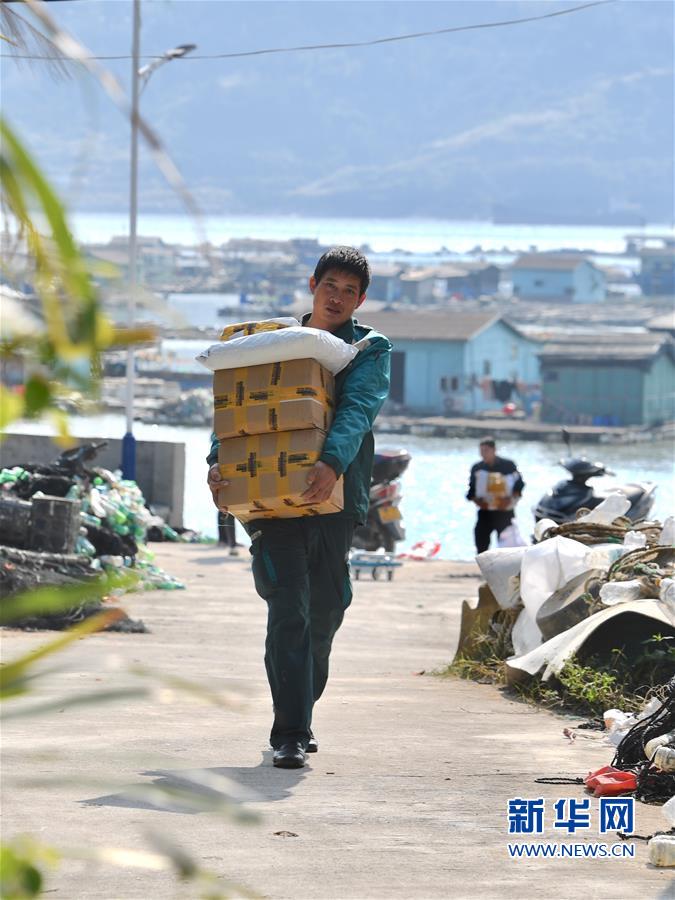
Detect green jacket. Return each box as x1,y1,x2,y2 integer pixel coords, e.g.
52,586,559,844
206,315,392,523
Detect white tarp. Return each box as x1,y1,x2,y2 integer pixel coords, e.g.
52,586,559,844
476,546,526,610
506,598,675,681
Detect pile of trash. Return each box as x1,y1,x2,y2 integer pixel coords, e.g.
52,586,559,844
576,682,675,865
456,492,675,820
457,493,674,685
0,441,199,631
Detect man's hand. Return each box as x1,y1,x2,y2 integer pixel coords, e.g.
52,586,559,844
473,498,488,510
207,464,230,512
495,497,512,511
302,461,337,504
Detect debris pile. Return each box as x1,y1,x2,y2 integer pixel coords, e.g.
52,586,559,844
455,492,675,814
0,442,195,630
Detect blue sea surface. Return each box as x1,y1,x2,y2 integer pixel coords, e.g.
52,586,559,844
72,212,674,256
8,417,674,560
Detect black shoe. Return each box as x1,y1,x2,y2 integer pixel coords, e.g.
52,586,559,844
307,730,318,753
273,741,306,769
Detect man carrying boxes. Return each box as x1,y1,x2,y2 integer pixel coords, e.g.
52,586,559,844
206,247,392,768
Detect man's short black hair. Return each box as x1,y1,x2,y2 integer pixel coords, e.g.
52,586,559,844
313,246,371,296
479,437,496,448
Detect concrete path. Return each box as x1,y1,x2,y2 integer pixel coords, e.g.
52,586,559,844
2,545,671,900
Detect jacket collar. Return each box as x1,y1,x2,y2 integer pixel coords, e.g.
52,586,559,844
302,312,357,345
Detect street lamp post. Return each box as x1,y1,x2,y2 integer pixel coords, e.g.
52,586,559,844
121,1,196,480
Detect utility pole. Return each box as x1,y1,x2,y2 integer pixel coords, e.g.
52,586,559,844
121,0,141,481
120,0,196,481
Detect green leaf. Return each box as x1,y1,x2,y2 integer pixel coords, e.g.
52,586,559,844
0,573,136,626
0,386,24,432
0,844,43,899
23,375,51,416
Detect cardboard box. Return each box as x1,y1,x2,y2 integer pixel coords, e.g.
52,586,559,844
213,358,334,439
217,428,343,521
219,320,291,341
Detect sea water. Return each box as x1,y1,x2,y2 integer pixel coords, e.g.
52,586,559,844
8,416,674,560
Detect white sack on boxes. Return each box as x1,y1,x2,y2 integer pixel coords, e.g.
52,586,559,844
196,326,359,375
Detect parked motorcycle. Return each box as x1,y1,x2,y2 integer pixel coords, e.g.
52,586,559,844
352,449,411,552
534,431,656,525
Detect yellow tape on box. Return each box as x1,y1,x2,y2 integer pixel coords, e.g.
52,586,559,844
216,428,343,521
219,320,289,341
213,359,334,439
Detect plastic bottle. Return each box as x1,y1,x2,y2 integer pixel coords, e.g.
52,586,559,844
621,530,647,554
533,518,558,542
659,516,675,547
645,730,675,758
75,534,96,557
648,834,675,867
599,580,646,605
577,492,630,524
653,746,675,773
80,512,102,528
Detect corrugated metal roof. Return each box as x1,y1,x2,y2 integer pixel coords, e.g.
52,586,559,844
512,253,592,272
399,268,438,283
360,310,524,341
539,333,673,362
648,311,675,331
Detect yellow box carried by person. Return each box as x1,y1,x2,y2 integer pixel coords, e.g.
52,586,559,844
217,428,343,522
213,358,334,439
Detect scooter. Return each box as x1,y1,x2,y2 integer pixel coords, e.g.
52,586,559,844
534,430,656,525
352,449,411,553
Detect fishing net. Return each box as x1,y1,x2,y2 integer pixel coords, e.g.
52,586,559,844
613,677,675,804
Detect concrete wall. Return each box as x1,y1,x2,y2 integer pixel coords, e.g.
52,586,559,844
0,434,185,527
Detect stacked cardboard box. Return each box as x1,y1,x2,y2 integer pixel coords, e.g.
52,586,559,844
213,358,342,521
213,359,334,439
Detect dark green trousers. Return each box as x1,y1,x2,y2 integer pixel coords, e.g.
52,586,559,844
246,515,354,750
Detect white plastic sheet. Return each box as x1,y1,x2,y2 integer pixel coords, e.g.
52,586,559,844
497,523,526,548
506,599,675,681
475,546,526,610
519,535,589,621
196,326,359,375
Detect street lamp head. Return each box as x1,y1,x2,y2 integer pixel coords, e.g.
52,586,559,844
167,44,197,59
138,43,197,81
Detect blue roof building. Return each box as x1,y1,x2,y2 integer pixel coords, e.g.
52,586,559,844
512,254,606,303
363,310,541,415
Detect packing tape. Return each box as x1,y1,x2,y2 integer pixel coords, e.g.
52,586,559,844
219,433,315,500
214,384,331,410
219,321,287,341
251,431,291,501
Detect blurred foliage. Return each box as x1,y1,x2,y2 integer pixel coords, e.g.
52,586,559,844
0,4,252,894
0,838,59,900
0,117,155,438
